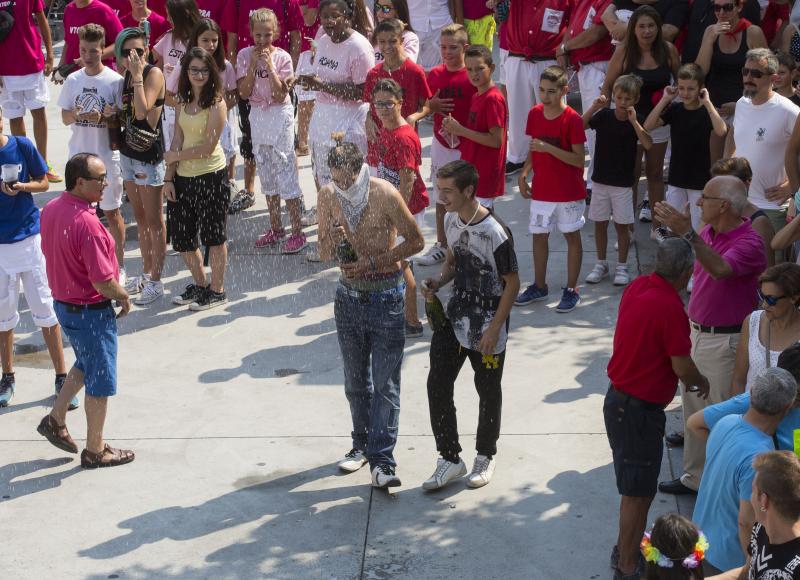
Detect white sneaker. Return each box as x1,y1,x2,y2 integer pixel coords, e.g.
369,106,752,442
371,463,401,488
124,273,148,296
422,457,467,490
650,227,668,243
687,275,694,293
133,280,164,305
415,242,447,266
338,448,368,472
639,200,652,222
585,262,609,284
301,207,318,227
613,265,630,286
466,455,496,488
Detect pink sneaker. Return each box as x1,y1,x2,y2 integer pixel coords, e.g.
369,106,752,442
281,233,308,254
254,229,286,248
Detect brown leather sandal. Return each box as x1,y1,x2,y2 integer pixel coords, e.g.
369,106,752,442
80,444,135,469
37,415,78,454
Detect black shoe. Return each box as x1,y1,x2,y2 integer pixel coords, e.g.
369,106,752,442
665,431,684,447
658,478,697,495
504,161,524,176
189,289,228,311
172,284,208,306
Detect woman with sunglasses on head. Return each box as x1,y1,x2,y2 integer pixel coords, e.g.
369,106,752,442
695,0,767,163
164,47,229,311
372,0,418,63
731,263,800,395
115,27,168,305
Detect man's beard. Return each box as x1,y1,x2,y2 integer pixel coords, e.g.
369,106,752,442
743,87,757,98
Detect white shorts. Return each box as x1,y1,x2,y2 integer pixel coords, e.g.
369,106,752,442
162,105,176,152
417,28,444,70
221,115,236,161
429,138,461,205
255,143,302,200
0,73,49,118
98,154,123,211
647,124,670,145
498,48,509,85
587,183,634,224
0,235,57,331
309,102,368,186
395,211,426,246
529,199,586,234
666,185,703,230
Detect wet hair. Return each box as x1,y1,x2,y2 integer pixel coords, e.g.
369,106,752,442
374,0,414,32
613,74,643,99
65,153,100,191
777,343,800,383
115,27,147,60
464,44,492,66
677,63,705,86
187,19,225,71
655,238,695,282
750,367,797,416
644,514,705,580
540,65,568,88
746,47,779,75
623,7,672,77
176,47,222,109
249,7,280,35
440,22,469,45
436,160,479,198
371,77,404,101
319,0,372,38
776,50,798,72
373,17,404,41
753,451,800,522
78,23,105,46
327,137,364,173
166,0,202,44
710,157,752,184
759,263,800,305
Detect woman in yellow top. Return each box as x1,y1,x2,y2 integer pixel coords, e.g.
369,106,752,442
163,47,229,312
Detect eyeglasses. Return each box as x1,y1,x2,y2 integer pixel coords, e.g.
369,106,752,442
758,288,788,306
188,67,210,77
84,174,108,185
713,3,736,12
742,67,767,79
700,193,725,201
373,101,397,109
122,47,145,58
376,3,394,13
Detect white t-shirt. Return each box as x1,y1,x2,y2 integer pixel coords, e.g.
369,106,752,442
312,31,374,107
406,0,452,33
734,93,799,210
57,66,123,158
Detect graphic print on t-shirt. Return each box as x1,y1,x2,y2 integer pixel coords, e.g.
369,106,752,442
748,523,800,579
73,87,109,128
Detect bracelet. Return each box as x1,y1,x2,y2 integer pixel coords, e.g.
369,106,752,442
683,229,698,243
163,179,173,183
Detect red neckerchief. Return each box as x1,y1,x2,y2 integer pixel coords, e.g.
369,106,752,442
725,18,751,38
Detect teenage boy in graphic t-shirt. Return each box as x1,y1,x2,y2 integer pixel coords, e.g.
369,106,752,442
416,23,476,268
61,0,123,71
0,0,59,182
516,65,587,314
442,45,507,212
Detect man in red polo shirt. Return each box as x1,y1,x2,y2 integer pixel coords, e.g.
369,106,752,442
503,0,569,175
605,237,709,579
557,0,613,193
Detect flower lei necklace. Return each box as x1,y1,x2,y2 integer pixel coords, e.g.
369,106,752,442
641,531,708,569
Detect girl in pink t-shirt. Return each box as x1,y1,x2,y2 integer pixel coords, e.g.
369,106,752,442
237,9,307,254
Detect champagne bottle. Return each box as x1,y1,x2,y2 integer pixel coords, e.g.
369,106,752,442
423,281,448,332
336,239,358,264
106,113,121,151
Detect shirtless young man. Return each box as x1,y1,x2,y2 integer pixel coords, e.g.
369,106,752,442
317,139,424,489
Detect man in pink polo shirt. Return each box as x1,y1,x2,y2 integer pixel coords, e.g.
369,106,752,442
655,175,768,495
36,153,135,469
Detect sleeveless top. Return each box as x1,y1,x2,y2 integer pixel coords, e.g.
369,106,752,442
790,25,800,62
706,29,750,108
176,105,226,178
745,309,781,391
119,64,165,164
631,64,672,118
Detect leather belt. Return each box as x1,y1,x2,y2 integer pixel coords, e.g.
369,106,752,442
508,52,556,62
690,321,741,334
55,299,112,313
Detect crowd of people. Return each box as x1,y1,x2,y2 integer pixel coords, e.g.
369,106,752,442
2,0,800,577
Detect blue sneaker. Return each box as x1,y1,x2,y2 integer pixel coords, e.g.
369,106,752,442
55,375,79,411
0,373,14,407
514,284,549,306
555,288,581,313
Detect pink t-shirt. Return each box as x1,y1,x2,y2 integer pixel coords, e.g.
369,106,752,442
120,10,171,49
168,58,235,93
148,0,165,16
196,0,226,26
463,0,493,20
154,32,186,80
222,0,303,52
688,219,768,327
97,0,128,18
40,192,119,305
236,46,292,107
0,0,45,76
64,1,123,67
312,31,375,106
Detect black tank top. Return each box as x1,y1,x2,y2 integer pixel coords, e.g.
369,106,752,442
706,31,749,107
632,64,672,118
120,64,165,163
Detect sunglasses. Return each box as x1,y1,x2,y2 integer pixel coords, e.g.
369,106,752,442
373,101,397,109
713,2,736,12
122,47,145,58
758,288,788,306
742,67,767,79
376,3,394,13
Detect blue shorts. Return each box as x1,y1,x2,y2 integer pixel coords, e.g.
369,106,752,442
54,301,118,397
120,154,165,187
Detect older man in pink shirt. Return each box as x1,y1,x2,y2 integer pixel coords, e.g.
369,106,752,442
655,175,768,495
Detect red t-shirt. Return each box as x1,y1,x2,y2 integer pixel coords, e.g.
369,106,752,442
64,0,123,67
506,0,570,57
196,0,226,24
463,0,493,20
607,273,691,405
376,124,429,215
460,85,508,199
98,0,127,18
427,64,477,150
567,0,613,64
120,10,171,49
223,0,303,52
525,104,586,202
0,0,45,76
149,0,166,17
363,59,432,165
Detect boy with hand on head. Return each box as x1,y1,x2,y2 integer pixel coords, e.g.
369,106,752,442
441,45,508,212
645,63,727,233
415,23,476,267
515,65,587,313
582,74,652,287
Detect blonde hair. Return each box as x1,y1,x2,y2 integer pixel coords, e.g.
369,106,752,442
440,23,468,45
250,8,280,35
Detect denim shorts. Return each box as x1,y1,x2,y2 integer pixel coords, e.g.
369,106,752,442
54,301,118,397
120,154,166,187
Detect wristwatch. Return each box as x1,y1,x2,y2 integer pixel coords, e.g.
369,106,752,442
683,229,698,243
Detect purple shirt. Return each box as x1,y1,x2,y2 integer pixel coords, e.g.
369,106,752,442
688,219,766,327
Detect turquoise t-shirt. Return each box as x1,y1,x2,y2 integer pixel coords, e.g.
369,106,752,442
704,393,800,453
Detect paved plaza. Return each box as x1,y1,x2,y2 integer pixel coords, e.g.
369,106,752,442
2,48,695,580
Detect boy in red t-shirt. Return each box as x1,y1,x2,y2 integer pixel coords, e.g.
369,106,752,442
371,78,430,338
516,66,587,313
441,45,507,210
416,23,477,267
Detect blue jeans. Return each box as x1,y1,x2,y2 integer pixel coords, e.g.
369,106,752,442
334,281,405,468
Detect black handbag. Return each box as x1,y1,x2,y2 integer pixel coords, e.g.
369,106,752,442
0,2,15,44
124,81,160,152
